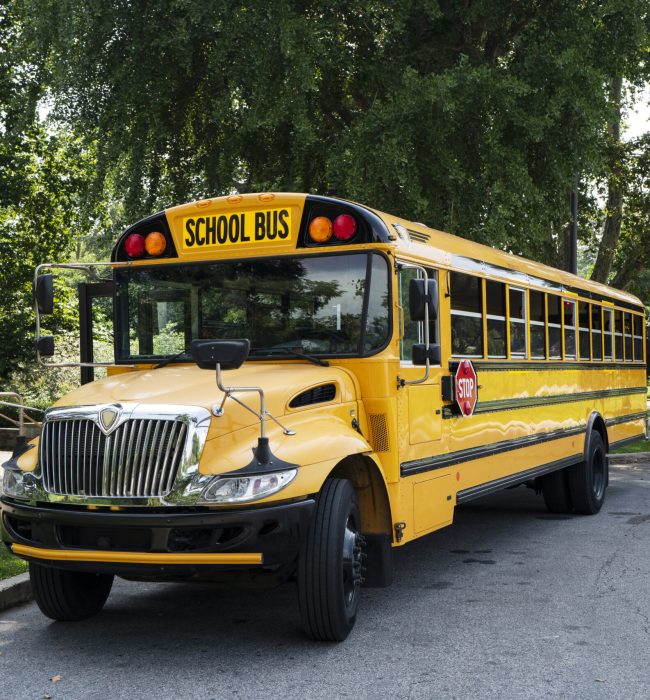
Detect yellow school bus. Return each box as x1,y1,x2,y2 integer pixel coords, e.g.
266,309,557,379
1,193,646,641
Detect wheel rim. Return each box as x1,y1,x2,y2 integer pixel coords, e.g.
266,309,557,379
341,515,364,608
592,446,606,500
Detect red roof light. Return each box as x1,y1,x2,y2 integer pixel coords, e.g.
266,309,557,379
124,233,145,258
332,214,357,241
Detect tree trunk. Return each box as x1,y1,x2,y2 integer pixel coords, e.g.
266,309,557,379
591,75,624,284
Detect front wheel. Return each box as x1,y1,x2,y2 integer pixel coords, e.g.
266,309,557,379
30,563,114,621
298,478,365,641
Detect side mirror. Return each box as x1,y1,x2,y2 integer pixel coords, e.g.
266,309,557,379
34,274,54,315
409,278,438,322
412,343,440,366
36,335,55,357
191,339,250,370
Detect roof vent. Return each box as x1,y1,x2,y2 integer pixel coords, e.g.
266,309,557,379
289,384,337,408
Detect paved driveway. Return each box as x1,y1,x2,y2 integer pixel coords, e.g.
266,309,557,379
1,461,649,700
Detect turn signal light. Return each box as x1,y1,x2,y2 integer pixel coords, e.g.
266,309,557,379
145,231,167,256
308,216,333,243
124,233,145,258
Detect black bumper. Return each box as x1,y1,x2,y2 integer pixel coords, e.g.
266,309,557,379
1,497,315,577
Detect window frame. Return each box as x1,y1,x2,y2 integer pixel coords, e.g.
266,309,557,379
398,263,439,365
450,271,484,359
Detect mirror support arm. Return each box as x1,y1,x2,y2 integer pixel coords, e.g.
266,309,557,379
212,363,296,438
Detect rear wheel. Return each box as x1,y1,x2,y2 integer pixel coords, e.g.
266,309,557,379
30,563,114,621
298,478,365,641
568,432,607,514
540,468,573,513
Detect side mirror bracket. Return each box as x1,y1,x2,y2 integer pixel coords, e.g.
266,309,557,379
191,339,297,471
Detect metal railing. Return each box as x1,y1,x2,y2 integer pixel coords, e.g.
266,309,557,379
0,392,44,439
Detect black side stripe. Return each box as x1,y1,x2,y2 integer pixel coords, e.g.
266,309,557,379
606,412,647,427
400,426,585,476
401,411,647,477
609,434,646,451
443,386,647,419
455,455,582,504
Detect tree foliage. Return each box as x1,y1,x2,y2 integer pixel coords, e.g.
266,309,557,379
0,5,99,381
2,1,650,390
18,1,648,263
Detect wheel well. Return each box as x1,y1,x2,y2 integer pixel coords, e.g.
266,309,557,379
329,455,392,536
587,412,608,453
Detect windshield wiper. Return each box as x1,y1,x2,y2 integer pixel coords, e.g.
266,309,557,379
152,350,189,369
283,348,329,367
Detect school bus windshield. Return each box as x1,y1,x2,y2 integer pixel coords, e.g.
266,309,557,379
115,251,390,362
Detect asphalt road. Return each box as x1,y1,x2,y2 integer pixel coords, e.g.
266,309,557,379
1,461,649,700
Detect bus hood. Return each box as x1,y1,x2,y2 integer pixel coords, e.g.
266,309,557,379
52,363,358,439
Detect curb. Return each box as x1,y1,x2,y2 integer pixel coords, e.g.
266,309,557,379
609,451,650,465
0,572,32,613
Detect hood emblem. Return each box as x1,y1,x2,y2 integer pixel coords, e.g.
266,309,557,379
98,405,121,434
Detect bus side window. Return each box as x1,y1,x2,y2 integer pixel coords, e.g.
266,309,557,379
450,272,483,358
591,305,603,360
486,280,506,358
579,301,591,360
563,299,576,359
614,309,623,360
509,286,527,359
624,312,632,361
398,266,438,362
547,294,561,359
603,308,613,360
529,290,546,359
633,314,643,361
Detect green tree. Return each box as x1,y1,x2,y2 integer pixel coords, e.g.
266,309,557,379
0,4,99,383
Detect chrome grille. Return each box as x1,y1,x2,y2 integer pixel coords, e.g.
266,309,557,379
40,418,187,498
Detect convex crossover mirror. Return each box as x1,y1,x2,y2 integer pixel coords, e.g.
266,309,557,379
191,339,250,370
409,278,438,321
35,274,54,315
36,335,55,357
412,343,441,366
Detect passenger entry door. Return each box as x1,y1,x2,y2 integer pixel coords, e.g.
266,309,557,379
396,264,443,463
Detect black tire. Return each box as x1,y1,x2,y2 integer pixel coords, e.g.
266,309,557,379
298,478,365,642
568,432,608,515
540,467,573,513
29,563,114,621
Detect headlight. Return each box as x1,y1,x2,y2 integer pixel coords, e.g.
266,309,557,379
200,469,297,504
2,468,26,498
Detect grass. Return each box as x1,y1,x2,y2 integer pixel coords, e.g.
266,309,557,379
611,438,650,454
0,543,27,581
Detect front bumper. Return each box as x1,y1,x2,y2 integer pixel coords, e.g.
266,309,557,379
1,496,315,577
